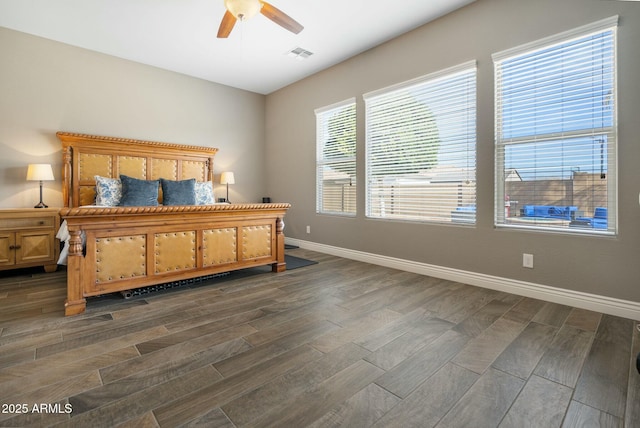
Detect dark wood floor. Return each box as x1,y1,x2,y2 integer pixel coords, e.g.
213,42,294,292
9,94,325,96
1,248,639,427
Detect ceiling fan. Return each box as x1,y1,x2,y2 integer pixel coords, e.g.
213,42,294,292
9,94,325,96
217,0,304,38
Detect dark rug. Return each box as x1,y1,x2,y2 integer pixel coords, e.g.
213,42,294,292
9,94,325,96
284,254,318,270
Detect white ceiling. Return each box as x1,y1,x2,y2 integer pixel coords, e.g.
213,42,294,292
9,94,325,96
0,0,475,94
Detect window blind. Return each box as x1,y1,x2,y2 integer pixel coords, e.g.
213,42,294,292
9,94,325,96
364,61,477,224
494,17,617,234
315,98,357,215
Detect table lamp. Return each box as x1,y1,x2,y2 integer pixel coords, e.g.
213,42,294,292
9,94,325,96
220,171,235,203
27,163,54,208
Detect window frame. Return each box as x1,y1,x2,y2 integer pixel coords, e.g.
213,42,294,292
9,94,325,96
493,16,618,236
315,97,357,216
363,61,477,224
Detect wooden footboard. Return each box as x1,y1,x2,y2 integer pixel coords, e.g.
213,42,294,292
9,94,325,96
60,204,289,316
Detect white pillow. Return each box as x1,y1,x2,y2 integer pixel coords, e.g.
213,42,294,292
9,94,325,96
195,181,215,205
94,175,122,206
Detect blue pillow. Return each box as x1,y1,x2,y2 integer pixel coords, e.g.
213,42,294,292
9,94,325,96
119,175,159,206
161,178,196,205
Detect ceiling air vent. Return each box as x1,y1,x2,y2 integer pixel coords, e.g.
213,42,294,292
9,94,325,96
286,47,314,60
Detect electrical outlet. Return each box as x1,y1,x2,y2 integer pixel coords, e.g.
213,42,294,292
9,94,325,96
306,225,311,234
523,253,534,269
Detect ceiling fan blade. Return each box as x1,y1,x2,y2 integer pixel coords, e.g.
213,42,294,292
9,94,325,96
260,1,303,34
217,10,237,38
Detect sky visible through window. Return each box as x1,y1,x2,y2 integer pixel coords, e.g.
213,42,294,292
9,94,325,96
499,31,614,181
407,70,477,177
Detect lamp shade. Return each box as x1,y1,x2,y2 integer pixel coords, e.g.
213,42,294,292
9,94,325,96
26,164,54,181
224,0,261,20
220,171,235,185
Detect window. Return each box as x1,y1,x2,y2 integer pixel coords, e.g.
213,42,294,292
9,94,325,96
364,62,477,224
315,98,356,215
494,17,617,234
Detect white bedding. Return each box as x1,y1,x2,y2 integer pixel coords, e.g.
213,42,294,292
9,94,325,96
56,219,82,265
56,219,70,265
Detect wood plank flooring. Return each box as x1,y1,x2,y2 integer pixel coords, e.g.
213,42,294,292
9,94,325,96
0,248,639,427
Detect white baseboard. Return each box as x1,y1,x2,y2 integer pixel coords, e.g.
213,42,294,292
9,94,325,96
286,238,640,321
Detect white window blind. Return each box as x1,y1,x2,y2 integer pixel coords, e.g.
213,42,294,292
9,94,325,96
315,98,356,215
364,62,477,224
494,17,617,234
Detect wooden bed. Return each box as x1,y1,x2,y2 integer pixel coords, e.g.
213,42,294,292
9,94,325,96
57,132,290,316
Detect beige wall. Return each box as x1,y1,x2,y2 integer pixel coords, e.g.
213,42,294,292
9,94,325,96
0,27,266,208
265,0,640,302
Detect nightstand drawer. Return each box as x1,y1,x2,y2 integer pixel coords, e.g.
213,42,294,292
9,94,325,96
0,216,55,229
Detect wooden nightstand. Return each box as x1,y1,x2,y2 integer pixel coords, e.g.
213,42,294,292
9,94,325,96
0,208,60,273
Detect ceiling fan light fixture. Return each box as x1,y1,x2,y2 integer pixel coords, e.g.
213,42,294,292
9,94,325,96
224,0,262,21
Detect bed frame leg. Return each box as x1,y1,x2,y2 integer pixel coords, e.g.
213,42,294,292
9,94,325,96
273,217,286,272
65,298,87,316
65,229,86,316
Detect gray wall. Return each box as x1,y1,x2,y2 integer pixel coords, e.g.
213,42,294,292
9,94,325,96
265,0,640,302
0,27,266,208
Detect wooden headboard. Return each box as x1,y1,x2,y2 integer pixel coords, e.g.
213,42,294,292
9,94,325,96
57,132,219,208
